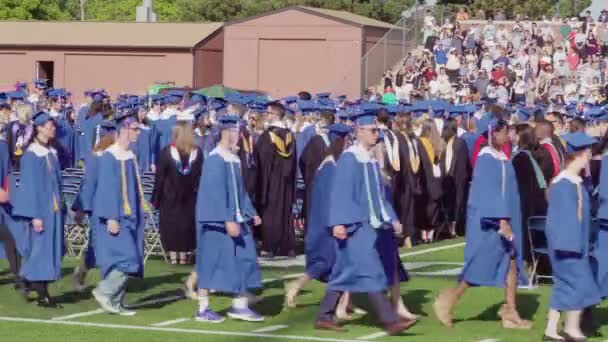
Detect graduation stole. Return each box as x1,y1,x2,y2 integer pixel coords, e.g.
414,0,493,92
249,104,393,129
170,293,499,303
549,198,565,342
44,154,60,212
541,141,561,177
516,150,547,189
120,158,150,217
383,130,401,172
170,145,197,175
444,137,454,175
419,137,436,164
240,132,253,155
399,132,420,174
269,131,293,158
576,183,583,222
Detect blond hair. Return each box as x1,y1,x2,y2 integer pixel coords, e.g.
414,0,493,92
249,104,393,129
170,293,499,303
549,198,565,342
16,104,33,123
172,122,197,155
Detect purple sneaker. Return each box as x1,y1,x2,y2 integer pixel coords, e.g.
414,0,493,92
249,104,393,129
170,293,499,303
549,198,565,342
227,307,264,322
195,309,225,323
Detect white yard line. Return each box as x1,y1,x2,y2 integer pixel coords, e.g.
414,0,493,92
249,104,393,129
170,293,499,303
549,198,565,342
0,317,363,342
356,331,388,340
262,273,305,284
400,242,465,258
252,324,289,333
51,309,105,321
150,318,190,327
476,339,499,342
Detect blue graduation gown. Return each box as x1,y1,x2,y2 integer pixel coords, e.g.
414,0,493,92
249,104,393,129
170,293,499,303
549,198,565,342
134,126,153,172
0,139,10,259
12,143,64,282
461,132,478,160
55,117,75,168
92,146,145,279
593,154,608,297
305,158,336,282
74,105,89,164
195,147,262,294
547,174,601,310
296,125,316,176
152,116,177,160
325,145,402,293
459,148,528,287
80,112,104,165
75,152,102,269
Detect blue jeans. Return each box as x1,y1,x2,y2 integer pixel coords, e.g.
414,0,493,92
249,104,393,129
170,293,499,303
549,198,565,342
96,270,128,306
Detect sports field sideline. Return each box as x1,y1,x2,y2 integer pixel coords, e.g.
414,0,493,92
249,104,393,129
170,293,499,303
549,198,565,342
2,239,607,342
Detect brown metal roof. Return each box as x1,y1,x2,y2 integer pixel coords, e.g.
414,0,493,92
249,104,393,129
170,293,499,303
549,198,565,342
0,21,224,49
227,5,396,30
298,6,396,29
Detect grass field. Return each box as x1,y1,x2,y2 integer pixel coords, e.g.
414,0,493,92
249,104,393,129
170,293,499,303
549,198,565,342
1,238,608,342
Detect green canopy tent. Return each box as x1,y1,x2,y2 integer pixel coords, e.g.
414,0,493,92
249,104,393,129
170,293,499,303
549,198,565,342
194,85,240,99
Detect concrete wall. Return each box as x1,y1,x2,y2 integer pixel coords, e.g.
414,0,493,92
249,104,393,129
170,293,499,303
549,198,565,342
0,47,194,103
224,9,364,98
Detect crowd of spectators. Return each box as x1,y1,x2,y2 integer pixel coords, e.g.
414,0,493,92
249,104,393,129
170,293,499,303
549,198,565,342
375,8,608,107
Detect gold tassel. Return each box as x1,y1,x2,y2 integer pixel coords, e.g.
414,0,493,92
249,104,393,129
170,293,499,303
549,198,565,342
121,160,132,216
133,158,151,214
577,183,582,223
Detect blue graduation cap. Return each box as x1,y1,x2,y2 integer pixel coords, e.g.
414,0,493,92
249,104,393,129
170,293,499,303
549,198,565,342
336,108,350,120
218,114,240,130
475,114,497,135
32,111,53,126
16,82,27,91
297,100,318,113
282,96,298,104
115,110,138,128
385,104,399,115
91,91,106,102
165,95,182,105
328,123,351,141
100,119,117,136
192,108,207,120
316,92,331,99
209,98,227,111
353,111,376,126
561,132,597,153
7,91,25,101
34,79,48,89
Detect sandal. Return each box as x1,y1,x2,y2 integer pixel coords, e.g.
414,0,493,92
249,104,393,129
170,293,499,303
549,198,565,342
498,305,533,330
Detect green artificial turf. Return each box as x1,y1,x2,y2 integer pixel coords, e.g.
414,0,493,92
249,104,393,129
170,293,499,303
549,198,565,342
1,239,607,342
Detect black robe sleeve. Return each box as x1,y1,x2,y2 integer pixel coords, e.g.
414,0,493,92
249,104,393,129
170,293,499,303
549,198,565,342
253,130,273,210
450,138,471,231
151,146,169,208
299,136,328,222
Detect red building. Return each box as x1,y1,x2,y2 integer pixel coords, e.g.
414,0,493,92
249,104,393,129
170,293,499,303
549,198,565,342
224,6,397,98
0,21,224,102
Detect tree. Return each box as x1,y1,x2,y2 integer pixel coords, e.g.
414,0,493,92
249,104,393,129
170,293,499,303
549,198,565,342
558,0,591,19
0,0,73,20
84,0,180,21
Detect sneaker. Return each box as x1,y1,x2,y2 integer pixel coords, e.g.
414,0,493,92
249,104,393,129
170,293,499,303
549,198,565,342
92,288,120,314
116,306,137,316
227,307,264,322
195,309,225,323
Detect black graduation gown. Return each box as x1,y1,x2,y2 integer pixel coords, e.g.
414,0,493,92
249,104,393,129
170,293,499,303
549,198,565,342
415,140,443,231
237,127,257,199
151,146,203,252
392,132,422,238
299,134,329,230
512,150,548,263
253,126,297,256
440,137,471,236
535,146,557,185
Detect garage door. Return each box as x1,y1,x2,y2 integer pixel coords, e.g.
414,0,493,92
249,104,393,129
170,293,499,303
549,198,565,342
257,39,328,96
0,52,31,88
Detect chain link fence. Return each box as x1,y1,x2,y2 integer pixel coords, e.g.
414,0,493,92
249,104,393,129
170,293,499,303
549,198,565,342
360,5,456,93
